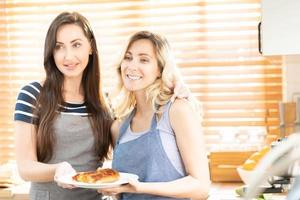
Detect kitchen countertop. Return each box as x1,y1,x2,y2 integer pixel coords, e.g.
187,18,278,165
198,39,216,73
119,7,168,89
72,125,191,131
208,182,243,200
0,182,243,200
208,183,287,200
0,183,29,200
0,182,287,200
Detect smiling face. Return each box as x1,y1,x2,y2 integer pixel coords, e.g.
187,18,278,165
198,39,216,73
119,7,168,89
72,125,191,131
53,24,92,80
120,39,161,92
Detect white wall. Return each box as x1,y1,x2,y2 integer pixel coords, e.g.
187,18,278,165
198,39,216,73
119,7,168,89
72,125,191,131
283,55,300,102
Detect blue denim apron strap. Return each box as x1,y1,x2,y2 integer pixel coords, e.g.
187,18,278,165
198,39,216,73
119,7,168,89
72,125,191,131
112,105,189,200
116,109,136,145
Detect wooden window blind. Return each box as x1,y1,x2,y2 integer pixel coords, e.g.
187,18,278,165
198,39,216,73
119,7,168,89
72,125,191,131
0,0,282,164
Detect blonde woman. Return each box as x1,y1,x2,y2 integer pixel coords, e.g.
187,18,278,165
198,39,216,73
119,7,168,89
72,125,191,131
99,31,210,200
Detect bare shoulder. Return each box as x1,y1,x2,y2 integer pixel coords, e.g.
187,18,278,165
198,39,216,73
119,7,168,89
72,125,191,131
111,120,121,135
110,119,122,144
169,99,194,117
169,99,201,130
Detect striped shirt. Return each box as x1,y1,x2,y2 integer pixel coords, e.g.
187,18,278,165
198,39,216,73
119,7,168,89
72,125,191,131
14,82,89,125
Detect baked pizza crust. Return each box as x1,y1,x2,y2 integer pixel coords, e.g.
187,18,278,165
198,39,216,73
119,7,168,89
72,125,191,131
72,168,120,184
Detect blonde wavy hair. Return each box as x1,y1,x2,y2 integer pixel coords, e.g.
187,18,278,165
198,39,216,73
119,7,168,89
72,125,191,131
111,31,201,119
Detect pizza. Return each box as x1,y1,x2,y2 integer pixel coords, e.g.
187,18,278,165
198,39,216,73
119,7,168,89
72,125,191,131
72,168,120,184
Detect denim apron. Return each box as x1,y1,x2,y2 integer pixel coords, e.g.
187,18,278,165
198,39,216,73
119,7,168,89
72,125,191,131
112,109,189,200
29,114,103,200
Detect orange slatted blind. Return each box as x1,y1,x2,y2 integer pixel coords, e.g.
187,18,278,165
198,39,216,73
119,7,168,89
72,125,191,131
0,0,282,164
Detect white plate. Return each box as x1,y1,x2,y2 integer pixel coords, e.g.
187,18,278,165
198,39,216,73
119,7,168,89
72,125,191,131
56,172,139,189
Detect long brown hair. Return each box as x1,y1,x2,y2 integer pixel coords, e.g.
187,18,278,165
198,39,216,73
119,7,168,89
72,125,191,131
36,12,112,162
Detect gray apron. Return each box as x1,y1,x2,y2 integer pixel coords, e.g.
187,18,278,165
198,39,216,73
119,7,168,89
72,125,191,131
30,114,103,200
112,109,189,200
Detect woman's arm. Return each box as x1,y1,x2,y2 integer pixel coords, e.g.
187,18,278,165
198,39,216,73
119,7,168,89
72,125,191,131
100,99,210,199
15,121,62,182
138,99,210,199
171,81,191,102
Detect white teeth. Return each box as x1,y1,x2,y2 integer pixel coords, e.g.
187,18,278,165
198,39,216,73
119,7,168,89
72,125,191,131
127,75,142,80
64,64,77,67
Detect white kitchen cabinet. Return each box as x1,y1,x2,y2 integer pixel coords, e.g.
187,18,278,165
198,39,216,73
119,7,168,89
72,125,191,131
260,0,300,55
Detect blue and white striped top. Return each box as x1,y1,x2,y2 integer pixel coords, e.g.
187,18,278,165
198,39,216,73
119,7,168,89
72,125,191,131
14,82,89,125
